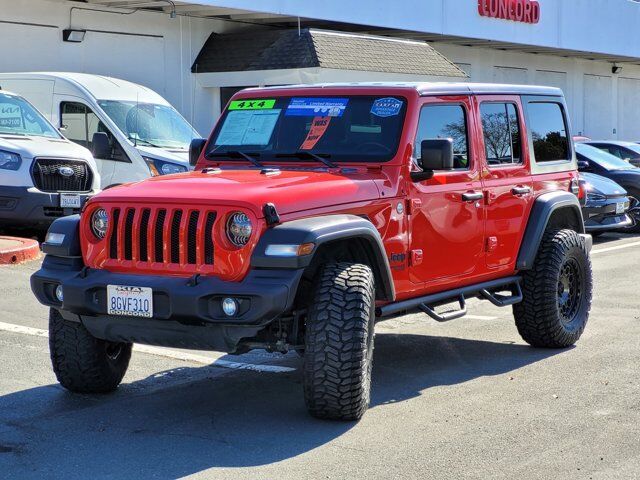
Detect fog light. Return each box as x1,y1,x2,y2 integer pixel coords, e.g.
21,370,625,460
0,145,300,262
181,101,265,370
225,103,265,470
55,285,64,302
222,297,238,316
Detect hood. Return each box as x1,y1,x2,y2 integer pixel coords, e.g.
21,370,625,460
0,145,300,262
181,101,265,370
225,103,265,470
135,145,189,165
603,168,640,189
0,134,93,161
580,172,627,196
92,167,383,217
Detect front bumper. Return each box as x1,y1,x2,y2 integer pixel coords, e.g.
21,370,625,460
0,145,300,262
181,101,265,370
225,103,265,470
582,199,633,232
31,255,303,352
0,186,95,226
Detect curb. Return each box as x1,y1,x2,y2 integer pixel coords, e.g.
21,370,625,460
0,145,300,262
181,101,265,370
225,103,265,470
0,236,41,265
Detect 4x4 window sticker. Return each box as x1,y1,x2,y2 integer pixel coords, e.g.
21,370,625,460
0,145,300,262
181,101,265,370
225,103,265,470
414,102,472,171
479,101,524,168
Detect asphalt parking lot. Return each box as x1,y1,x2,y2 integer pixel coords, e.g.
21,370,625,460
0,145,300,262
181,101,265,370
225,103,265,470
0,233,639,479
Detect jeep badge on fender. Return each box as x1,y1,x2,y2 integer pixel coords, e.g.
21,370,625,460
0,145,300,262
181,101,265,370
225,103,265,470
31,83,592,421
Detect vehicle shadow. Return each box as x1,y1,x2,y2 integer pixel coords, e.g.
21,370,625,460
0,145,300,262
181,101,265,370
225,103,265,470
0,334,564,479
591,231,640,244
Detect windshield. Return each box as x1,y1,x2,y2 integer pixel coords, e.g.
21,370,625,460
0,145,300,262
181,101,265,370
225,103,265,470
98,100,198,149
205,96,408,162
0,93,60,138
620,143,640,155
576,143,636,171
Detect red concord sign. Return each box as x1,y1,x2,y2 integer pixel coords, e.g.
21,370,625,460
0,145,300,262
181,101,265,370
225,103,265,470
478,0,541,24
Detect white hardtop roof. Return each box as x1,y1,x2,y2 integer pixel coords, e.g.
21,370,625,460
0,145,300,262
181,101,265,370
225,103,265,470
247,82,564,97
0,72,169,105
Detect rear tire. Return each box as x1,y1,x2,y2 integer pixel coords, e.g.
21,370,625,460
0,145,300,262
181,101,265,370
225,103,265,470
303,262,375,421
49,308,132,393
514,229,592,348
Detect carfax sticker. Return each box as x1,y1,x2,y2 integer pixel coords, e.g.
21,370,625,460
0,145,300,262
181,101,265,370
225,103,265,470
228,99,276,110
371,97,403,117
286,98,349,117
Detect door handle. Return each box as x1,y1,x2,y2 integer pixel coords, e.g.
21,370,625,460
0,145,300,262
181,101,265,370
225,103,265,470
511,186,532,196
461,191,483,202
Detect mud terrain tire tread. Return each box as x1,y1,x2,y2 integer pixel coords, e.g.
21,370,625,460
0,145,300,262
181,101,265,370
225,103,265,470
514,229,592,348
303,262,375,421
49,308,132,393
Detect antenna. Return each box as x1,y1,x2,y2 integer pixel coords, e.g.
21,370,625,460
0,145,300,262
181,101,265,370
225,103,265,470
134,92,139,147
191,63,197,136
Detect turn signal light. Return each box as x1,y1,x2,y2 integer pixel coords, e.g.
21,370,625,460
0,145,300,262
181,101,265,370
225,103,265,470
297,243,315,256
264,243,315,257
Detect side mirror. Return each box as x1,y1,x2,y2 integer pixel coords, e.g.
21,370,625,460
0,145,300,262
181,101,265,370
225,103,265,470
189,138,207,167
577,160,590,170
91,132,111,159
411,139,454,182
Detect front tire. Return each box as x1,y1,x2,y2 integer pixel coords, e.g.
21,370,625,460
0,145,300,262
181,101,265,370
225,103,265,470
49,308,132,393
514,229,592,348
623,190,640,233
303,262,375,421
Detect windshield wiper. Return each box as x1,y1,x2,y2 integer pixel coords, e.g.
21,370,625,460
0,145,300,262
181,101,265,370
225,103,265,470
276,151,337,168
0,131,27,136
127,136,165,148
206,150,265,169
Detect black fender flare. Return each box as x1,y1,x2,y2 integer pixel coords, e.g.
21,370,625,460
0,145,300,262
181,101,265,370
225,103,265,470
517,191,584,270
41,214,82,258
251,214,395,301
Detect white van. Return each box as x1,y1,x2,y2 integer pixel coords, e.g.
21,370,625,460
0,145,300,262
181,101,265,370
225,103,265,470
0,90,100,226
0,73,199,188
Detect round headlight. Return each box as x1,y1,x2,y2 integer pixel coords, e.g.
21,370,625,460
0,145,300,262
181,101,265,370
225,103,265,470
91,208,109,239
226,212,252,247
161,162,187,175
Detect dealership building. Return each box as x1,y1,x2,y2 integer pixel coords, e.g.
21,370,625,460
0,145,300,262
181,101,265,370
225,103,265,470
4,0,640,140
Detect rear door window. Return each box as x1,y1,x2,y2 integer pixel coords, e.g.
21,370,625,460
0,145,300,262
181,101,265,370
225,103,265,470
480,103,522,166
527,102,570,162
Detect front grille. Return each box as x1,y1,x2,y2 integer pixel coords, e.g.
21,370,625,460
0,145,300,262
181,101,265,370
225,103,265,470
108,207,217,268
31,158,92,193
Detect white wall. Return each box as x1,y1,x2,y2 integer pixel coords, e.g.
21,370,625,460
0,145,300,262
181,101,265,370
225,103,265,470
0,0,237,135
433,43,640,140
189,0,640,59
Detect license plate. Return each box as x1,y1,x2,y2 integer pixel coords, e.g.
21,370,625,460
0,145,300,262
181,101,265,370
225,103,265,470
107,285,153,318
616,202,626,214
60,193,81,208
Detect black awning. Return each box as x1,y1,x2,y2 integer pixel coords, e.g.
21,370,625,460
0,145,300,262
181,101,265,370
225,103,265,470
192,28,466,78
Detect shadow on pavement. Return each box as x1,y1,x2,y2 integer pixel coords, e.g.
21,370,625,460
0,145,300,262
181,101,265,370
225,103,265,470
0,333,564,478
591,231,640,244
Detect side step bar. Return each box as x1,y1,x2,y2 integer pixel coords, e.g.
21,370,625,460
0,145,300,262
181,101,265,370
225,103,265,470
419,294,467,322
376,276,522,318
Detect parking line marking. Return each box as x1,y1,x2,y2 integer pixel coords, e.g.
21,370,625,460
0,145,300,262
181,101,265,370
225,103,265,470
0,321,294,373
464,315,498,321
592,240,640,255
0,322,48,338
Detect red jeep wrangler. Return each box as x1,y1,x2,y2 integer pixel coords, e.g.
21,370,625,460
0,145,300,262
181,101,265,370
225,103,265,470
32,83,593,420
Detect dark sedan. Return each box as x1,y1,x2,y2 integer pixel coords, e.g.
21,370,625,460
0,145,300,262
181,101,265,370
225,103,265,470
584,140,640,168
576,142,640,233
579,172,631,235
